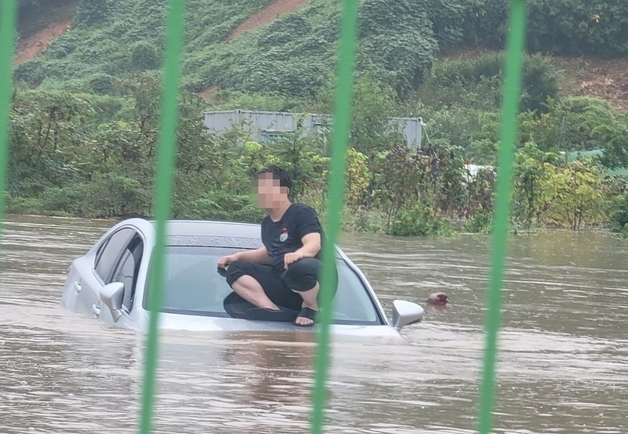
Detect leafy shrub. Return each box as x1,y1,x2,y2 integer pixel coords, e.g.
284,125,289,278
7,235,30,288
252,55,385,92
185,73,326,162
174,193,264,223
596,113,628,170
5,195,44,215
536,97,620,152
464,209,492,233
450,0,628,57
86,174,151,218
390,204,450,236
357,0,438,95
14,59,45,88
130,41,161,71
88,73,116,95
342,206,387,233
609,194,628,232
526,0,628,57
426,0,473,48
258,14,312,47
41,185,91,216
544,161,607,230
75,0,113,27
40,175,152,218
422,52,560,112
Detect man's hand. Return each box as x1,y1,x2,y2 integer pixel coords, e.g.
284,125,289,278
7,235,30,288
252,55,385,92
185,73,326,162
284,233,321,269
284,251,304,269
218,254,238,270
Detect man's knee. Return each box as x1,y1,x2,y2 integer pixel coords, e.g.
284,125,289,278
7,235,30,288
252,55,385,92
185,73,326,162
284,258,324,292
225,260,251,287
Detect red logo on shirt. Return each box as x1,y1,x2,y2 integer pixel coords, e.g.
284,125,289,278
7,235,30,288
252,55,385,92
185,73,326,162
280,228,288,242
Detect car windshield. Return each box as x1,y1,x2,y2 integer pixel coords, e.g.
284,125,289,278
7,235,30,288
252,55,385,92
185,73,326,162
153,246,382,325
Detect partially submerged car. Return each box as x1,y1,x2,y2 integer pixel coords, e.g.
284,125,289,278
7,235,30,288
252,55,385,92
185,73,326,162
61,218,424,338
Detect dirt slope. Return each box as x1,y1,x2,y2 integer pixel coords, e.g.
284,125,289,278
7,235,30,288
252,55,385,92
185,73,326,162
14,17,74,66
554,57,628,111
199,0,309,99
227,0,309,40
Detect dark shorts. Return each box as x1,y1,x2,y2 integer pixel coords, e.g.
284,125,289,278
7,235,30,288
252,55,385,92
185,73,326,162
225,258,336,312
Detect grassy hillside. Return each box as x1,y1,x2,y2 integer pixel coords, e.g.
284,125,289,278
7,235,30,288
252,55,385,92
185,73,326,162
15,0,276,90
15,0,628,98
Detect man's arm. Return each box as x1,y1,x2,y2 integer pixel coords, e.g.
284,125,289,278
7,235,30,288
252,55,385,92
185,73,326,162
233,246,273,264
284,232,322,268
294,232,321,258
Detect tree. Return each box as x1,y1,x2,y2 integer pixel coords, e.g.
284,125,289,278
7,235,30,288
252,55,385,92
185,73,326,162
596,113,628,169
545,161,607,230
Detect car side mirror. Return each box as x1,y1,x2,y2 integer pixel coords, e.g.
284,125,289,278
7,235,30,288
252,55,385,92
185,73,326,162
392,300,425,330
100,282,124,322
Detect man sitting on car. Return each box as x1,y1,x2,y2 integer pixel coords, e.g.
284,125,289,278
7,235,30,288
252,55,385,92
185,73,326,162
218,166,335,327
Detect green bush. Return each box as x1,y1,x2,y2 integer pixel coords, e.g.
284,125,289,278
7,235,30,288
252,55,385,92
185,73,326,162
42,185,91,216
422,52,560,113
5,195,44,215
390,205,450,236
130,41,161,71
451,0,628,57
174,193,264,223
526,0,628,57
536,97,620,152
597,113,628,170
88,73,116,95
75,0,113,27
464,209,493,233
14,59,45,88
609,194,628,232
39,175,152,219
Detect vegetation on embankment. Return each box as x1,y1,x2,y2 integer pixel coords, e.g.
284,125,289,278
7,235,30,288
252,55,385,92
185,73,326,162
5,0,628,236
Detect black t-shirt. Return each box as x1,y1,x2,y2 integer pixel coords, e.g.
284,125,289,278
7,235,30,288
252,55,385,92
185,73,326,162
261,203,324,274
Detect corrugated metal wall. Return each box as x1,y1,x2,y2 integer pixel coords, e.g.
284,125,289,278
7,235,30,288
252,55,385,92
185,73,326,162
202,110,423,149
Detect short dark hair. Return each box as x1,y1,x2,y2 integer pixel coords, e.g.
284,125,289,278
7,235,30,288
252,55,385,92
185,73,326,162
257,165,293,190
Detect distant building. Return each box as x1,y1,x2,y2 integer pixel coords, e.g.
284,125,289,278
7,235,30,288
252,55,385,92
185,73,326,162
202,109,424,149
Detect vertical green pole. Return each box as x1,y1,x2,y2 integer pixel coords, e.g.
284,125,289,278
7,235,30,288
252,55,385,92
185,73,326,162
476,1,527,434
310,1,359,434
138,1,186,433
0,0,17,232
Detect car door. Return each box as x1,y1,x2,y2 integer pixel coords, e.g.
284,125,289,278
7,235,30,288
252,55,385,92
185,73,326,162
74,227,137,321
96,233,145,327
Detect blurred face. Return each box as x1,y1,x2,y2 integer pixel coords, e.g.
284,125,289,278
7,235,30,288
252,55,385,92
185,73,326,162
255,173,289,210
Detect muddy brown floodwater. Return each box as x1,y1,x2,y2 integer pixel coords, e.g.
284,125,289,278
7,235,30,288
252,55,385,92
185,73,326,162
1,215,627,433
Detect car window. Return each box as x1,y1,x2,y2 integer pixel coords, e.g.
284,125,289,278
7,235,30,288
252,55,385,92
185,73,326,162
95,228,135,282
147,246,381,325
110,236,144,312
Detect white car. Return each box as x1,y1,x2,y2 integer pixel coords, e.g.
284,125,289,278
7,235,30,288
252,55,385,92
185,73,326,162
61,218,424,339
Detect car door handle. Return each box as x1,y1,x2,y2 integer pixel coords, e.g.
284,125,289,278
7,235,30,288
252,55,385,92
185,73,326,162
74,281,82,293
92,303,100,318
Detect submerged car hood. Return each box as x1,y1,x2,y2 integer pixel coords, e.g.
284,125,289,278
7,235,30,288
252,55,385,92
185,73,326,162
137,311,406,343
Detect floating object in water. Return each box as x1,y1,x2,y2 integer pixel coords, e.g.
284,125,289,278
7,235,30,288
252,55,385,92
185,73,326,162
427,292,449,306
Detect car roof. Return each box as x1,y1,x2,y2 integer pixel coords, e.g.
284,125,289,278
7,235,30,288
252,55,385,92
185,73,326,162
154,219,262,238
135,218,338,252
141,219,262,249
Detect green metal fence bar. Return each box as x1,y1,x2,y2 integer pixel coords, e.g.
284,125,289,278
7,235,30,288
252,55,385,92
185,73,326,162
138,1,186,433
0,0,17,239
310,1,359,433
476,1,528,433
